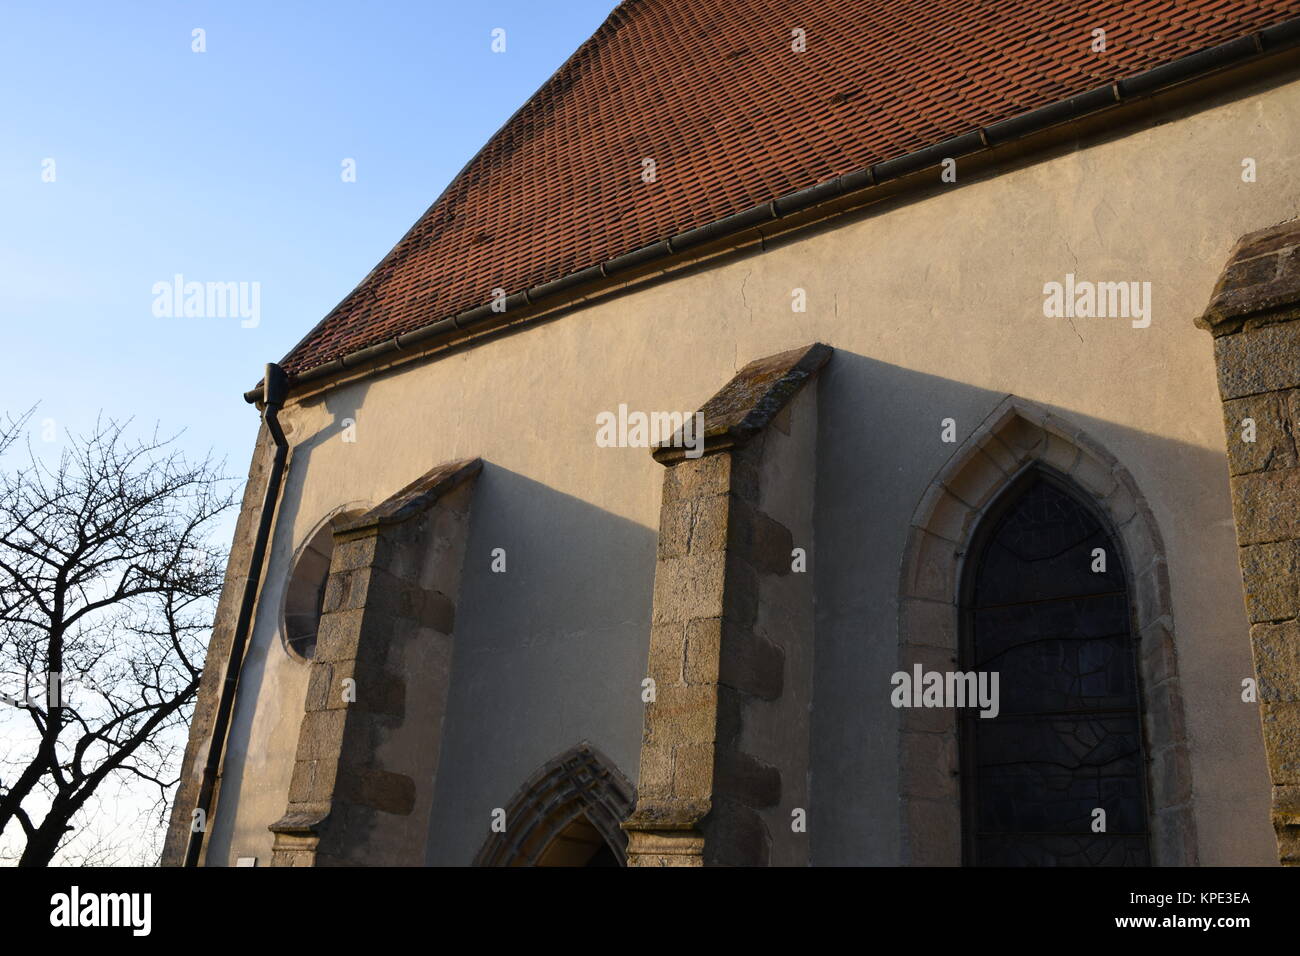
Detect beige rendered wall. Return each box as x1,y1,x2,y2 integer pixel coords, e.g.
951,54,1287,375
205,69,1300,866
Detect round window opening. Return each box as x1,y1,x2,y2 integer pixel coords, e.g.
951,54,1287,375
283,521,342,661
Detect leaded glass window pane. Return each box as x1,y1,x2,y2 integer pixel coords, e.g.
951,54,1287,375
961,471,1150,866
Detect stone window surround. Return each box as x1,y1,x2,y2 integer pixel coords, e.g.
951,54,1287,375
280,504,370,664
896,396,1196,866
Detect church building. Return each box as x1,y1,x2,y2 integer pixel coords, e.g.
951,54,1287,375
166,0,1300,866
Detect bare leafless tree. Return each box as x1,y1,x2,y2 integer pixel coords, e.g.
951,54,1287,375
0,409,235,866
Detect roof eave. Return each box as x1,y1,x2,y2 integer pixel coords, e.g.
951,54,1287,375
245,15,1300,406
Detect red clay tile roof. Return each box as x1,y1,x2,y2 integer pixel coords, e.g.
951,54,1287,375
281,0,1300,377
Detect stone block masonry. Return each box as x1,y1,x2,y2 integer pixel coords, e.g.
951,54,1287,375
1199,218,1300,865
623,344,828,866
268,459,482,866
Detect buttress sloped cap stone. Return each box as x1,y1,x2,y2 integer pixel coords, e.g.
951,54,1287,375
1198,218,1300,336
335,458,482,537
653,343,832,464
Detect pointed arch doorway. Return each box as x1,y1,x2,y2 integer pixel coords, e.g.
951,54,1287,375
474,744,633,867
533,816,622,867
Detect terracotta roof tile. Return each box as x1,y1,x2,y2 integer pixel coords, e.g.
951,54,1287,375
281,0,1300,376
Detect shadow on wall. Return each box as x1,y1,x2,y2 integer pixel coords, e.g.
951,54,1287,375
209,378,657,866
207,351,1268,866
424,463,656,865
808,349,1265,866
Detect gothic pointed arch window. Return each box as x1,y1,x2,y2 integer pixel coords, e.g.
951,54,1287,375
960,466,1150,866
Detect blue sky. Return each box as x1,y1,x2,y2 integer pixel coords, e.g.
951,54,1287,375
1,0,617,482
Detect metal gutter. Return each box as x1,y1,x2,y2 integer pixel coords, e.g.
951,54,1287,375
244,15,1300,404
186,364,290,866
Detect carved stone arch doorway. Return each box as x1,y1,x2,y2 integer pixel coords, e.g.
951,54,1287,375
474,743,634,867
897,397,1196,866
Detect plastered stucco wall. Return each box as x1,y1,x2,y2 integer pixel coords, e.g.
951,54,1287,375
204,70,1300,866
